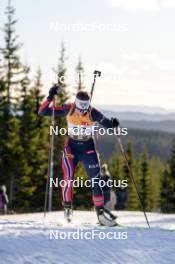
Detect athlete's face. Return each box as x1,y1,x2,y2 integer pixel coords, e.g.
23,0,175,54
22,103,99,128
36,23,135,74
75,107,87,115
75,98,90,115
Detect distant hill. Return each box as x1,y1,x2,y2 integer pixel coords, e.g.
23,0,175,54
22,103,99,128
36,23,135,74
96,129,175,162
96,106,175,133
96,105,175,115
119,120,175,133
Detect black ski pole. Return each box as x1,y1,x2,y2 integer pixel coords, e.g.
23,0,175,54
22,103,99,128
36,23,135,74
116,135,151,228
90,70,101,148
90,70,101,101
44,96,56,217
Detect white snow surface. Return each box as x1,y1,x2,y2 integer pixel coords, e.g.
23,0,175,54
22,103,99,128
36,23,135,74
0,210,175,264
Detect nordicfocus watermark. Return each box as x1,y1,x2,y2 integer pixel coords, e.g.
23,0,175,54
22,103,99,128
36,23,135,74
50,125,128,137
50,177,128,189
49,21,128,33
49,229,128,240
52,72,125,85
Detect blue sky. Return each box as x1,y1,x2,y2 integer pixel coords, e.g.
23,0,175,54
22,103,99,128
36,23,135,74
0,0,175,110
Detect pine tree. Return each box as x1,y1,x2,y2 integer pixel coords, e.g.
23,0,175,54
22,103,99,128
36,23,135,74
54,42,69,103
0,76,6,110
29,69,49,210
18,69,49,211
149,157,163,211
139,146,151,211
0,0,26,208
109,147,124,181
75,57,85,92
14,65,32,210
161,142,175,212
168,143,175,211
123,140,139,210
0,0,25,107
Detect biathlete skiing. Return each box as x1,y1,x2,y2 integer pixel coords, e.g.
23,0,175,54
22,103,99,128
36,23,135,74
38,85,120,226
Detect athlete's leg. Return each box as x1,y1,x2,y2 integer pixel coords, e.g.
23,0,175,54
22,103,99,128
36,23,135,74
80,142,117,226
81,145,104,208
61,141,78,206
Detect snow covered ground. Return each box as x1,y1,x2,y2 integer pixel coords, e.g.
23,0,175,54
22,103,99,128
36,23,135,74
0,210,175,264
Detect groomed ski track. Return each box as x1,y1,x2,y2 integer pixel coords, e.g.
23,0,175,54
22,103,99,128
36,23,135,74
0,211,175,264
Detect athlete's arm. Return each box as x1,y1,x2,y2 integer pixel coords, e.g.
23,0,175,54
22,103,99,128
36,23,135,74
38,98,71,116
38,85,71,116
91,108,119,129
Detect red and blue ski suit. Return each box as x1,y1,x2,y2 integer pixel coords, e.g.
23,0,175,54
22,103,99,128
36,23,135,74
38,98,114,208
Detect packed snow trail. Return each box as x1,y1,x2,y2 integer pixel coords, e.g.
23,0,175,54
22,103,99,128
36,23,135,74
0,211,175,264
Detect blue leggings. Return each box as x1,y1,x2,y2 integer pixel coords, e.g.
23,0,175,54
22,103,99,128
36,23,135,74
61,138,104,207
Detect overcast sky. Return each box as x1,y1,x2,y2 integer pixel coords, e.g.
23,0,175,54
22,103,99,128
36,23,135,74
0,0,175,110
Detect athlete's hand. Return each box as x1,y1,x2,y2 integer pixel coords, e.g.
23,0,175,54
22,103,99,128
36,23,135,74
111,117,120,128
47,85,63,100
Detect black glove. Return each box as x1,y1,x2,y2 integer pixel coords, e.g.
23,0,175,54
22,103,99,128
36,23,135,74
47,85,62,100
111,117,120,128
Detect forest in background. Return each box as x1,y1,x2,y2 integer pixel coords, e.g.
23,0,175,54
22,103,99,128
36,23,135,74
98,129,175,161
0,1,175,213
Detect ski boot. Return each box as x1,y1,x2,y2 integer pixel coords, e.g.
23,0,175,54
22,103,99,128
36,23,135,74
96,206,118,227
104,207,117,220
64,202,73,223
